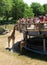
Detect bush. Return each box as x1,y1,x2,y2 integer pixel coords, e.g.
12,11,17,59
0,20,17,25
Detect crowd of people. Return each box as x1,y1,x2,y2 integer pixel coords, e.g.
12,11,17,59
16,15,47,31
17,15,47,24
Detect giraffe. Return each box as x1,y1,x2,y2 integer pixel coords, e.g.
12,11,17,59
8,25,16,48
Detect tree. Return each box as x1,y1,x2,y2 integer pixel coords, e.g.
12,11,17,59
43,4,47,14
0,0,13,21
2,0,13,20
11,0,26,19
0,0,4,17
30,2,44,16
23,4,34,18
11,0,34,19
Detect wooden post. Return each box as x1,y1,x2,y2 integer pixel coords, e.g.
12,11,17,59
43,38,46,53
23,30,27,41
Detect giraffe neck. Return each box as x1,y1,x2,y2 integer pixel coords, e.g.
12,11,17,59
11,27,15,37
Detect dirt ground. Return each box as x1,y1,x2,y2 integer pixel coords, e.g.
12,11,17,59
0,30,47,65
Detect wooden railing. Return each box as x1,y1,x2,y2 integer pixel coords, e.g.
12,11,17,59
15,22,47,32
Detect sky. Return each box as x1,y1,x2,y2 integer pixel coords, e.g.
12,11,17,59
23,0,47,6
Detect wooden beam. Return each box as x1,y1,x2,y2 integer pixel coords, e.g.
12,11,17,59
43,39,46,53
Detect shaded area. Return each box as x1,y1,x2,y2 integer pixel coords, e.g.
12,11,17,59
12,41,21,53
9,37,47,62
26,37,47,51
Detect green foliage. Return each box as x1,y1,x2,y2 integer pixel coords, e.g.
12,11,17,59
0,0,4,16
43,4,47,14
24,6,34,18
0,0,47,24
31,2,44,16
11,1,34,19
22,3,34,18
3,0,13,11
11,1,25,19
0,20,16,25
0,0,13,21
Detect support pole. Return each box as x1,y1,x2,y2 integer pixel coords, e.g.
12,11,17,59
43,38,46,53
23,30,27,41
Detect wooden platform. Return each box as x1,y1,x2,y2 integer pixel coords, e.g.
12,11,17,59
22,24,47,55
24,38,47,55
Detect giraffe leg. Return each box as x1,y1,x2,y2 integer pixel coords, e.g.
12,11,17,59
12,38,15,46
8,37,11,48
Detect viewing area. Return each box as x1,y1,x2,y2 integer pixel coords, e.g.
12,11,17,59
22,22,47,55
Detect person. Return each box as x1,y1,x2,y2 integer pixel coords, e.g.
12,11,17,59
39,15,45,23
45,14,47,22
